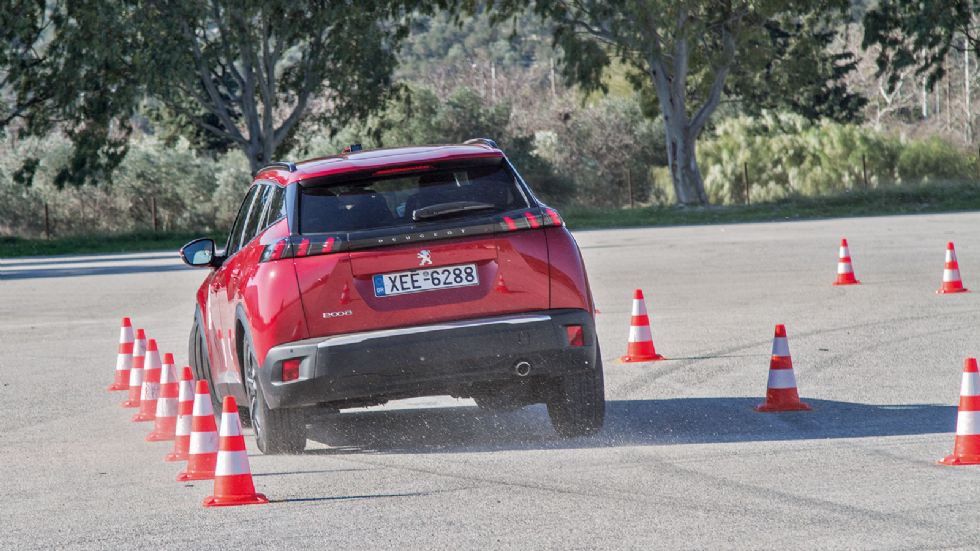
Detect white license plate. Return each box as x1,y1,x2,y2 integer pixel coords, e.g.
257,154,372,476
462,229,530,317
373,263,479,297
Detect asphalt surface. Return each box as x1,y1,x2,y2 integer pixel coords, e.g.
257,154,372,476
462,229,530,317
3,213,980,550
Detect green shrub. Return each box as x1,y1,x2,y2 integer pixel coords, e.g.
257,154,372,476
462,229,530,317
698,112,973,205
896,137,976,182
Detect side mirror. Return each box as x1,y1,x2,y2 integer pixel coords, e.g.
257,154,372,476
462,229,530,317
180,238,216,267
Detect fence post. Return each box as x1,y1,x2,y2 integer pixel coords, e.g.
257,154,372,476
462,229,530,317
743,163,750,206
862,154,869,190
44,202,50,239
151,196,158,233
626,168,634,209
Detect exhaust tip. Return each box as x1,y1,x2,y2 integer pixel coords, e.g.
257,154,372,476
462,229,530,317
514,361,531,377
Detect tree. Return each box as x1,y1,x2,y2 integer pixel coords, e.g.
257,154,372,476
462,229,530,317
489,0,852,205
862,2,979,141
862,1,976,89
2,1,430,179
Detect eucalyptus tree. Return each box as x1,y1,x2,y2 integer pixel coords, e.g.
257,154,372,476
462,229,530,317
491,0,853,205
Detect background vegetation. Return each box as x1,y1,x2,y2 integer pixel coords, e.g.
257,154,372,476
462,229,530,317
3,2,980,245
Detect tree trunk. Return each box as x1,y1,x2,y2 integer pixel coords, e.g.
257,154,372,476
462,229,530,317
667,129,708,205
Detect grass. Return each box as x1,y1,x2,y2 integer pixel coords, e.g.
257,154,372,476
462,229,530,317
561,180,980,230
4,181,980,258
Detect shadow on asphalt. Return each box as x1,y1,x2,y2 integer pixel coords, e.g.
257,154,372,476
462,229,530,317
303,398,956,455
0,262,190,280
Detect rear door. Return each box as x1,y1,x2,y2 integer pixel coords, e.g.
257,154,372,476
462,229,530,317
290,159,550,337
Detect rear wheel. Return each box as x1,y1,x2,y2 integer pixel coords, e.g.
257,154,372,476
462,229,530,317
242,331,306,454
188,316,221,413
546,353,605,438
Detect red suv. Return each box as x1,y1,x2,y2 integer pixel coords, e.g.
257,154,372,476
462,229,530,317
179,139,604,453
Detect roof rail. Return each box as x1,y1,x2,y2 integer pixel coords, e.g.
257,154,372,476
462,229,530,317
259,161,297,173
463,137,498,149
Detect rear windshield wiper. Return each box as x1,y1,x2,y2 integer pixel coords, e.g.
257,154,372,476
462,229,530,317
412,201,495,221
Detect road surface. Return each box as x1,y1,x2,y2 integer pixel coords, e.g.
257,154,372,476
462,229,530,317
3,212,980,550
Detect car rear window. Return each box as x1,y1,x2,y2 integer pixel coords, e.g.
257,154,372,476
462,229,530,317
299,161,529,234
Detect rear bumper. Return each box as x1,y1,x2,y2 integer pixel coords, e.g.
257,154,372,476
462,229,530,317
259,309,597,409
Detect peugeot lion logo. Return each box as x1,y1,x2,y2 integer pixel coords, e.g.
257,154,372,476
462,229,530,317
417,249,433,266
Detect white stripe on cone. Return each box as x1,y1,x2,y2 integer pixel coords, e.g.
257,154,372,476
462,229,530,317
134,337,146,357
631,299,648,317
116,350,133,372
175,380,194,437
947,250,957,263
944,269,961,282
839,246,850,258
771,337,790,357
189,430,218,454
193,392,214,417
220,411,243,437
215,450,251,476
629,325,652,343
837,262,853,274
128,364,144,387
156,396,178,417
962,372,980,396
766,369,798,389
956,411,980,436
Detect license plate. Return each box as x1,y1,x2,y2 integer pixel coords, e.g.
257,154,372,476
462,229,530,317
373,264,479,297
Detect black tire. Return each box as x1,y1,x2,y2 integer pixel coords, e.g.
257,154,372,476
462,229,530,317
188,316,221,413
242,330,306,454
546,354,605,438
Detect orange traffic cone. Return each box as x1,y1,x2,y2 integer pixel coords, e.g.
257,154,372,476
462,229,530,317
938,242,969,294
132,340,162,422
833,238,860,286
755,324,811,412
620,289,664,362
177,380,219,481
147,354,178,441
203,396,268,507
121,329,147,408
108,317,134,391
939,358,980,465
165,367,195,462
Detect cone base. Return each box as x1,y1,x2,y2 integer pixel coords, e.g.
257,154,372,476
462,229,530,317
121,399,140,408
620,354,665,363
938,454,980,466
131,413,155,422
177,470,215,481
937,288,969,294
107,382,128,391
146,431,175,442
164,452,188,462
832,280,860,286
203,493,268,507
754,401,812,412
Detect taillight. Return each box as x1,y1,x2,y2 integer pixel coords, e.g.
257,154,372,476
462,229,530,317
260,238,290,262
524,212,541,229
498,208,563,233
281,358,300,382
294,238,311,257
543,208,563,226
565,325,585,347
260,236,342,262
